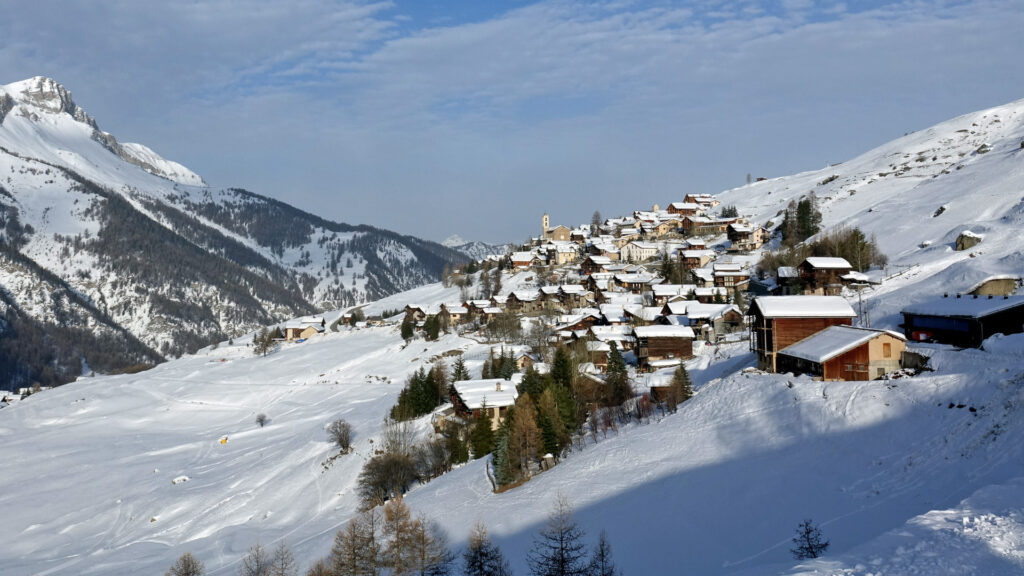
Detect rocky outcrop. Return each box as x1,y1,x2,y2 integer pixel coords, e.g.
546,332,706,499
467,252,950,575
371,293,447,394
955,230,983,251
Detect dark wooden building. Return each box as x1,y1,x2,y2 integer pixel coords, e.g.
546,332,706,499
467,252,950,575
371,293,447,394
798,257,853,293
901,294,1024,348
748,296,858,372
633,325,695,372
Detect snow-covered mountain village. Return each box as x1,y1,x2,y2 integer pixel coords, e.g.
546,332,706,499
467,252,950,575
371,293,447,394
2,66,1024,576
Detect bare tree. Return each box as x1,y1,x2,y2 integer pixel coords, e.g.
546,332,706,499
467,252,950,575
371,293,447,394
166,552,205,576
328,419,353,451
270,541,298,576
239,542,272,576
303,558,331,576
586,531,621,576
330,509,384,576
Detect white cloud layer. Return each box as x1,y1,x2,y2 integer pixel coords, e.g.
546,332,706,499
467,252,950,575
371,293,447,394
1,0,1022,242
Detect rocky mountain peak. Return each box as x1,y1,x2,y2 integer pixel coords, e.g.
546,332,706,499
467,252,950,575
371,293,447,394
3,76,97,128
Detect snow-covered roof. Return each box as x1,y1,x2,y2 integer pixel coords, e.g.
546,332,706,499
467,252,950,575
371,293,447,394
681,250,715,258
586,255,613,265
560,284,587,295
779,325,905,364
510,251,538,263
452,377,522,410
803,257,853,269
752,296,857,318
902,295,1024,319
777,266,798,278
633,325,696,339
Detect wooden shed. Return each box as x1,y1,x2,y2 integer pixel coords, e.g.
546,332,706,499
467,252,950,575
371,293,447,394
776,326,906,381
901,294,1024,348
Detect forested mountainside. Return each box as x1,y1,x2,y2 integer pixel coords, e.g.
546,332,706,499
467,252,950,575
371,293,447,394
0,77,468,384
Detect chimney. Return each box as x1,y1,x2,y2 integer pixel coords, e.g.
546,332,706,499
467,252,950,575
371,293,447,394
495,382,502,392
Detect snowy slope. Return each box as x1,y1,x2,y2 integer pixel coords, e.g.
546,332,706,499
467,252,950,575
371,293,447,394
2,283,1023,576
714,99,1024,326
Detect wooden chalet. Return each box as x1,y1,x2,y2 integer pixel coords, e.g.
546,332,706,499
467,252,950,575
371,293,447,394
581,255,613,275
615,273,659,294
403,305,427,322
666,202,702,217
679,249,716,270
901,294,1024,348
559,284,591,308
633,325,695,372
799,257,853,293
586,340,610,372
748,296,858,372
451,377,521,430
509,251,541,269
440,303,468,325
727,221,767,252
506,290,542,314
684,193,720,208
776,326,906,381
282,317,326,341
713,263,751,289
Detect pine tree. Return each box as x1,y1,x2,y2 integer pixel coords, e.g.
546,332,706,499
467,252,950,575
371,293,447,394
551,347,572,388
452,357,471,382
527,495,587,576
166,552,205,576
790,519,829,559
401,314,416,342
604,342,632,407
424,315,441,341
491,420,513,486
470,406,495,459
462,523,512,576
586,531,621,576
673,365,693,403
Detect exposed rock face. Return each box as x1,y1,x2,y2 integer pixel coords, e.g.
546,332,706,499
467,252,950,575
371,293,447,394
0,94,13,124
955,230,983,251
13,76,97,128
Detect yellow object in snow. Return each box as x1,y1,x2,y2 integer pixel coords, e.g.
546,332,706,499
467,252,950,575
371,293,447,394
220,437,228,444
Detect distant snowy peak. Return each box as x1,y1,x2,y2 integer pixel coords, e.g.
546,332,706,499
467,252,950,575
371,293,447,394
441,234,467,248
0,76,205,186
442,234,510,261
119,142,205,186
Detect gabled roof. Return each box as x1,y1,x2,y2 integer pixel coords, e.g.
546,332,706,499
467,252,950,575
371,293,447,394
452,376,522,410
803,257,853,269
902,294,1024,319
633,325,695,339
779,325,905,364
751,296,857,319
510,251,539,263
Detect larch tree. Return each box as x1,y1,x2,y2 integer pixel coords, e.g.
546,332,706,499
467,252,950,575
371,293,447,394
526,495,587,576
165,552,205,576
462,523,512,576
586,531,621,576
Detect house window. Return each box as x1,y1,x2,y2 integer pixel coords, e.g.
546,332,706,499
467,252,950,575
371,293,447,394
883,343,892,358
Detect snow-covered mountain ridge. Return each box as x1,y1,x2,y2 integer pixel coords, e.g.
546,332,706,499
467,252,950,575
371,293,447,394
0,77,467,383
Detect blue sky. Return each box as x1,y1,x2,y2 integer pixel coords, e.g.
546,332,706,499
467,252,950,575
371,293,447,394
2,0,1023,243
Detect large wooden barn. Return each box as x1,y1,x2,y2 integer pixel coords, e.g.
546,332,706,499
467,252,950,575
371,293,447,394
748,296,858,372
